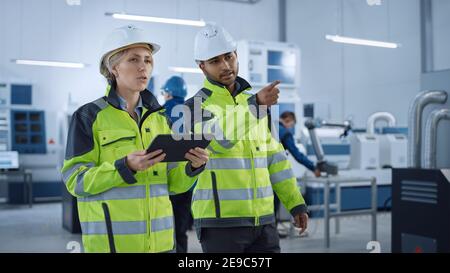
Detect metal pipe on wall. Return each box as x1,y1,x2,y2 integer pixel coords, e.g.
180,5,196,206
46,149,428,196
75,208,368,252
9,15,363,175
407,90,447,168
423,109,450,169
366,112,396,134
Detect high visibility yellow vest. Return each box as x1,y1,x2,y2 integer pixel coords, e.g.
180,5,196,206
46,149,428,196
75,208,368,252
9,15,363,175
61,85,201,253
186,77,307,229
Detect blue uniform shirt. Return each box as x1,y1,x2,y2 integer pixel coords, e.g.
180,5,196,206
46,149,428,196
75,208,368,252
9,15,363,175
163,96,185,134
118,94,143,124
278,122,316,172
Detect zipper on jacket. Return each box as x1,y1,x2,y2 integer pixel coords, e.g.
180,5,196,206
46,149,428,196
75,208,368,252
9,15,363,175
225,86,237,105
114,103,162,150
138,119,152,252
139,107,164,133
231,95,237,105
101,203,116,253
110,102,165,252
126,110,153,251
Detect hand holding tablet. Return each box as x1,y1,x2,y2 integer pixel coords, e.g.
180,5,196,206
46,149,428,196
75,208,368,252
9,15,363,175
146,134,212,162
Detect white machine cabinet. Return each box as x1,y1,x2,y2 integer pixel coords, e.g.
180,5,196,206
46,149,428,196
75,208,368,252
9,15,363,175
379,134,407,168
349,133,380,169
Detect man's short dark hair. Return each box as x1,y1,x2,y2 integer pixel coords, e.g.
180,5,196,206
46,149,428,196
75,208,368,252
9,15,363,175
280,111,296,122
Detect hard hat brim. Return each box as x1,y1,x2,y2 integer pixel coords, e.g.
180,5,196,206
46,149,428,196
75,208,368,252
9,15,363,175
194,44,237,62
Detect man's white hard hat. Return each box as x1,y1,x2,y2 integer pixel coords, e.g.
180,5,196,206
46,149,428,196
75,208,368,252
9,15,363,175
194,23,237,62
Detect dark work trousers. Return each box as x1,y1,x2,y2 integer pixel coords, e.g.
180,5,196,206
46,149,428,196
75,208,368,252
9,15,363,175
199,223,281,253
170,190,193,253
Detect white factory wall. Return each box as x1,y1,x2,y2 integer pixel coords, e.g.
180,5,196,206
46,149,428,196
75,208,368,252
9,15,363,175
286,0,422,128
0,0,280,112
420,0,450,169
0,0,441,129
432,0,450,71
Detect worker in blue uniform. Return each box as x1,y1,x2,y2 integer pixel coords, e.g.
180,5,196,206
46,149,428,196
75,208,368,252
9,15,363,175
161,75,193,252
276,111,320,236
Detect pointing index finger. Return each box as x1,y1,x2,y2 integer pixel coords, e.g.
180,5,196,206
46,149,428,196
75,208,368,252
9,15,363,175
268,80,281,89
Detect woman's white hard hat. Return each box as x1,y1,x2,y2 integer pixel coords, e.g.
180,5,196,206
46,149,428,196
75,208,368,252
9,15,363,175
99,25,161,74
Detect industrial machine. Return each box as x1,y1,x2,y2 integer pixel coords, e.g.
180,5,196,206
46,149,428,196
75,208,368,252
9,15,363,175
302,115,397,215
379,134,407,168
367,112,407,169
0,151,19,170
392,90,450,253
0,82,64,203
304,118,352,175
303,129,351,170
348,133,380,170
348,112,408,170
392,168,450,253
302,103,352,170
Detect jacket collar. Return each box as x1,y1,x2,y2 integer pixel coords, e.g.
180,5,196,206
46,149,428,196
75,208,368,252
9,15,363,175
204,76,252,97
105,82,162,112
117,93,143,111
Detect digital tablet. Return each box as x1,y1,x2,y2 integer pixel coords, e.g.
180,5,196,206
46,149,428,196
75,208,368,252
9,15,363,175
146,134,213,162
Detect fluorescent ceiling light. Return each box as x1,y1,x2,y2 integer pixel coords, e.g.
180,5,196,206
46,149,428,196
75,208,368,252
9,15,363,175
169,67,203,74
106,12,206,27
13,59,85,68
325,35,399,49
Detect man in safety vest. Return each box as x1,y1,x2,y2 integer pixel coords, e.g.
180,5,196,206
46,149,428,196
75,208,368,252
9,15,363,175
183,23,308,253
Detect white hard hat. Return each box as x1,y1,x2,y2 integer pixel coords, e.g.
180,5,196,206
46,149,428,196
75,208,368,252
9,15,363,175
194,23,237,62
99,25,161,74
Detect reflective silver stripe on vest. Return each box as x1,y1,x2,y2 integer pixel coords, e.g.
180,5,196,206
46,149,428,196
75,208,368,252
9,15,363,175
80,220,147,235
151,216,174,232
78,185,146,202
74,169,91,197
150,184,169,198
219,189,253,200
257,186,274,198
206,158,251,170
62,162,95,184
167,162,179,172
193,189,214,201
270,168,295,185
206,157,268,170
193,188,250,201
193,187,273,201
92,97,109,110
254,157,268,168
268,151,288,166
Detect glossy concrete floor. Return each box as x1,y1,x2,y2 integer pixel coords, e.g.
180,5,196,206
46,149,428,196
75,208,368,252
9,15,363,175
0,203,391,253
